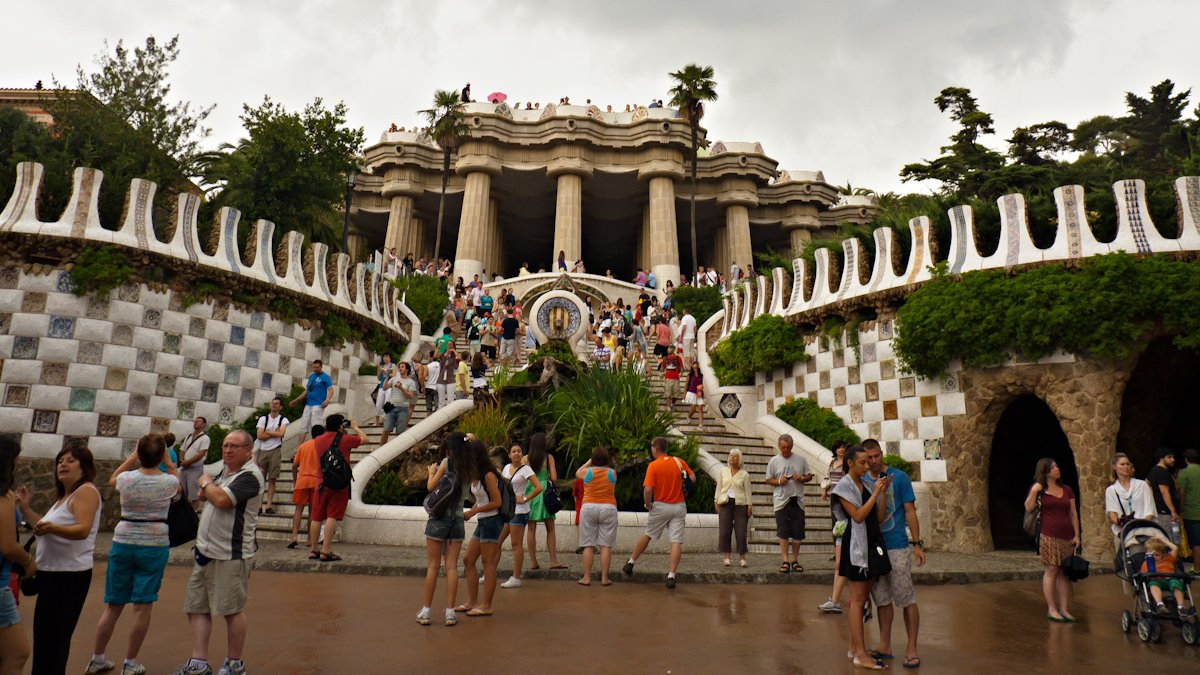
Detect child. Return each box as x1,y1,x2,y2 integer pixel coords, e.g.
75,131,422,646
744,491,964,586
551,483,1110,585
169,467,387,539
1142,536,1195,618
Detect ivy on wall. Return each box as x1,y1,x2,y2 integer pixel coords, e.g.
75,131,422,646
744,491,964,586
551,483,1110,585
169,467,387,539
68,245,135,297
774,398,860,449
893,253,1200,378
711,314,808,386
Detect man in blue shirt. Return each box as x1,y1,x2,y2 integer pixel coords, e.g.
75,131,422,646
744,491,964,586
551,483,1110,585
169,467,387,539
861,439,924,669
289,360,334,441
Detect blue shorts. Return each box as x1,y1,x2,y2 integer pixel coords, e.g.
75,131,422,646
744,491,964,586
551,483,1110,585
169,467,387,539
425,514,465,542
473,515,504,543
507,513,529,527
105,541,170,605
0,581,19,628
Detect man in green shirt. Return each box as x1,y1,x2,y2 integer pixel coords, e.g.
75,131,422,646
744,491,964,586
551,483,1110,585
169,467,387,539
1178,448,1200,572
434,327,454,357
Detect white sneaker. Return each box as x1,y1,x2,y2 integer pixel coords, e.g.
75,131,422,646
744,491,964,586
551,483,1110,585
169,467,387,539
415,607,431,625
818,598,843,613
444,609,458,626
121,662,147,675
500,576,523,589
86,660,116,675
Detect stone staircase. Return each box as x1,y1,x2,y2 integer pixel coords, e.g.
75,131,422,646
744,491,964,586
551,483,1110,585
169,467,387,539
643,361,833,554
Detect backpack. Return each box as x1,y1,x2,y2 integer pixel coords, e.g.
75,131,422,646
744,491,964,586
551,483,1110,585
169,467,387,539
674,457,695,498
320,431,353,491
496,470,517,522
542,475,563,515
424,458,461,518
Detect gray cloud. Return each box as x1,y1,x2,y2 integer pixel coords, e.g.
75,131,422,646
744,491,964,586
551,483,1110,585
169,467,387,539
3,0,1195,195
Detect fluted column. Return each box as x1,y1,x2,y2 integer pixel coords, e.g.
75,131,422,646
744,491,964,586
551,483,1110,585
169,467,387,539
551,172,583,269
638,205,652,276
725,204,752,277
385,195,414,256
648,176,680,289
713,223,729,279
454,171,491,281
783,203,820,256
485,198,500,278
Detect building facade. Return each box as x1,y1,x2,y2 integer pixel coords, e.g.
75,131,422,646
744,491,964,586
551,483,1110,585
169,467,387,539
354,102,876,283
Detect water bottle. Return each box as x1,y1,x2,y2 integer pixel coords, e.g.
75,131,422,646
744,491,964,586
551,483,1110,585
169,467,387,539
1145,551,1157,574
1170,522,1181,545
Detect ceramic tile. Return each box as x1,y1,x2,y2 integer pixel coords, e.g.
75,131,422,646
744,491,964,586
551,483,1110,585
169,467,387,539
240,388,254,406
260,373,273,389
850,403,864,424
68,387,96,412
0,313,10,335
880,360,896,380
183,358,201,379
32,409,58,433
156,374,176,397
265,334,278,352
150,416,170,433
77,342,103,365
0,269,17,289
223,365,240,385
142,308,161,329
189,317,206,338
3,385,29,407
230,325,245,346
847,366,860,385
201,382,218,402
111,325,133,346
117,283,140,302
128,394,149,416
40,362,68,386
885,440,900,456
882,400,898,420
865,382,879,402
97,414,120,437
21,292,46,313
13,337,38,359
163,333,181,355
834,387,846,406
250,312,265,330
85,297,110,319
177,400,195,420
920,395,938,417
135,349,156,372
899,376,916,398
207,341,224,361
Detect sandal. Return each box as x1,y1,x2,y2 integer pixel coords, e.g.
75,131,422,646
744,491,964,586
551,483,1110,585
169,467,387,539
791,561,805,572
853,658,884,670
286,541,298,549
319,553,342,562
903,657,921,669
867,650,893,660
465,608,492,616
309,551,321,560
549,564,569,570
600,580,612,586
778,562,791,573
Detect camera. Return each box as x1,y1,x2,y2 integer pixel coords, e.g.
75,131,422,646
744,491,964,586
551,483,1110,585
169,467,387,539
342,419,351,428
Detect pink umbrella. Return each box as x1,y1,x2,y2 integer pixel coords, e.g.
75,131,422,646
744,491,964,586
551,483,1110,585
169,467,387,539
488,92,507,103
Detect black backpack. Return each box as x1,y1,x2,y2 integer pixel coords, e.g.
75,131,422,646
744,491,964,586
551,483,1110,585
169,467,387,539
496,470,517,522
424,458,461,518
320,431,352,491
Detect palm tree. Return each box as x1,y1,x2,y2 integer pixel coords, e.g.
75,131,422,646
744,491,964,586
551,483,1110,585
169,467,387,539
667,64,718,281
420,89,469,266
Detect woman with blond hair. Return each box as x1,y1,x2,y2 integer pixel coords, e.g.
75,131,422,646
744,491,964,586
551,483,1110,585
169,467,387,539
715,448,752,567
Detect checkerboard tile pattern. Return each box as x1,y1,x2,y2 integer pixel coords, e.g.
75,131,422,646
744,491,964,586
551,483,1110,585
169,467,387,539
0,271,374,459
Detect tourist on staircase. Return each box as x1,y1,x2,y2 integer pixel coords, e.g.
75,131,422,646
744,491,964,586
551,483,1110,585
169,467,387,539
766,434,812,573
526,434,566,572
683,363,705,425
500,444,542,589
253,397,289,515
289,360,333,443
177,417,211,510
715,448,751,568
658,345,684,410
379,363,418,447
373,353,396,425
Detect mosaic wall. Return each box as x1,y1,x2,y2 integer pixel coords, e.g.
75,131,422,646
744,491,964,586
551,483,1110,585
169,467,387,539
0,268,369,460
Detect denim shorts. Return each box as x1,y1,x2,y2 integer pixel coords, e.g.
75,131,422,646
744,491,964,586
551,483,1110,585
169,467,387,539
0,580,19,628
473,514,504,543
105,541,170,605
425,514,465,542
507,512,529,527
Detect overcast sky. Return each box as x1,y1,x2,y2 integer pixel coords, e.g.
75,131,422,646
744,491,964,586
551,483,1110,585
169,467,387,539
4,0,1197,194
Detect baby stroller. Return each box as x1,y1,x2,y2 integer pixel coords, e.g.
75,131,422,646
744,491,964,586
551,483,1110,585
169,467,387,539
1114,518,1198,644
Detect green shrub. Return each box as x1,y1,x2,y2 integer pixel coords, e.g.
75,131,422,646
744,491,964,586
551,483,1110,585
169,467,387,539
69,245,134,297
893,253,1200,378
458,401,515,449
363,325,406,360
204,425,230,464
357,362,380,376
535,368,675,470
670,284,722,325
753,247,794,282
711,314,809,386
884,454,914,478
363,468,423,506
268,297,300,323
528,339,580,368
392,274,449,335
774,398,860,449
181,278,223,309
315,314,354,348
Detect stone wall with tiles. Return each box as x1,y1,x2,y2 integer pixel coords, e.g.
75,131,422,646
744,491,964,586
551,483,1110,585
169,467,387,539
0,267,373,461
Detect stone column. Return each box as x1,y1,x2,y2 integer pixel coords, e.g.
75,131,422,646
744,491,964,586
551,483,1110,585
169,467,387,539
783,203,821,257
712,223,729,279
485,198,500,278
453,171,492,282
384,195,415,256
638,205,652,276
725,204,752,277
647,176,681,289
548,160,591,270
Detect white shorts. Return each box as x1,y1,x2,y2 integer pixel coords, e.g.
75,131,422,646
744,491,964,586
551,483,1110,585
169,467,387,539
297,405,325,436
645,501,687,544
683,392,704,406
682,338,696,360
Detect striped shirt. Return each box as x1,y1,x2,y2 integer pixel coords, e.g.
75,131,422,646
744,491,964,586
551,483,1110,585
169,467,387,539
196,464,264,560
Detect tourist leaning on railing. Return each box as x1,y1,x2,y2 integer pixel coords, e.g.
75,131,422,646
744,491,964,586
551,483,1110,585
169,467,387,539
15,444,101,675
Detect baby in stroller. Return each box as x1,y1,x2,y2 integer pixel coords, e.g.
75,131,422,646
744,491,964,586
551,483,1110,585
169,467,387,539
1142,536,1196,619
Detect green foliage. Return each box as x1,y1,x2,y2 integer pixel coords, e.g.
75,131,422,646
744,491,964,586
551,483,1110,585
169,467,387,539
421,89,469,264
527,339,580,370
611,435,715,512
196,96,364,251
884,454,914,478
711,314,808,386
893,253,1200,378
753,247,795,282
204,425,229,464
458,401,516,450
363,326,405,361
536,368,676,470
180,278,223,309
357,362,380,376
315,314,353,349
391,274,449,335
68,245,134,297
669,284,722,326
362,467,422,506
774,398,860,449
267,297,300,324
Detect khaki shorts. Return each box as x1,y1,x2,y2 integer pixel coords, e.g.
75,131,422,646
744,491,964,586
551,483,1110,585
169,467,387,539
871,548,916,608
663,378,681,400
645,501,687,544
183,558,253,616
682,339,695,360
255,448,281,480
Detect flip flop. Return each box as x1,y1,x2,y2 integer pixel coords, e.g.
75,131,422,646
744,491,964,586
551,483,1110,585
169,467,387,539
600,580,612,586
319,553,342,562
309,552,321,560
550,564,569,570
868,651,893,660
852,658,884,670
286,541,298,549
530,565,541,570
577,579,591,586
465,609,492,616
1046,613,1067,623
903,657,921,669
453,604,472,612
790,561,804,572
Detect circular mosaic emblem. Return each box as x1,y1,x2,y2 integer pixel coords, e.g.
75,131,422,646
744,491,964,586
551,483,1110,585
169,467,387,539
536,296,582,340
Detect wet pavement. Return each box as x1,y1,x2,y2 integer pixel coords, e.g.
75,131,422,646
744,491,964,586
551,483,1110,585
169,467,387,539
22,563,1196,674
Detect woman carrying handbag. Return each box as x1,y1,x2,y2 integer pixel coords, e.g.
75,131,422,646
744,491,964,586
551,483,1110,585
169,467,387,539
1025,458,1080,623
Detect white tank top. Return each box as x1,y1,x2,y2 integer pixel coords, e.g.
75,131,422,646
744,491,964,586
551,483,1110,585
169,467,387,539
36,483,102,572
470,478,499,519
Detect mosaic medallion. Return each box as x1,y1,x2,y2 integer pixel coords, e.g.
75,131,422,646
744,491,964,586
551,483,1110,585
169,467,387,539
535,296,582,341
719,393,742,419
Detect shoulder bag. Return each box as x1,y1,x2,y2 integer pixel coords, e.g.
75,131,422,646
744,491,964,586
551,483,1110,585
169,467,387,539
1022,491,1041,539
542,472,563,515
673,457,695,498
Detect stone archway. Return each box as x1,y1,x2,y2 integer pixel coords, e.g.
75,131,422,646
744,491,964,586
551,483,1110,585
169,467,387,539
929,357,1133,559
1115,337,1200,475
987,395,1080,551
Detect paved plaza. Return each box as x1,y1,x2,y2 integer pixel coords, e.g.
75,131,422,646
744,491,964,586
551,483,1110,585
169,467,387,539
25,562,1195,674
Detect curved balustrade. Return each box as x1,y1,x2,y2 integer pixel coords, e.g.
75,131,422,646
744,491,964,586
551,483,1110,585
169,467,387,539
0,162,420,343
717,177,1200,337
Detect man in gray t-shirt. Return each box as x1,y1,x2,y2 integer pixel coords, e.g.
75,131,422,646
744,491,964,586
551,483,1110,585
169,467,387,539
765,434,813,572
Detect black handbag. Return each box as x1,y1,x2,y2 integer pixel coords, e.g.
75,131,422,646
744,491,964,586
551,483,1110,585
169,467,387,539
1022,493,1041,538
542,477,563,515
1061,548,1090,582
15,537,37,596
167,497,199,548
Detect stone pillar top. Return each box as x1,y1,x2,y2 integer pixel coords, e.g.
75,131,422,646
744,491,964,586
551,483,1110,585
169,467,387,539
454,153,503,177
782,203,822,230
546,157,594,180
637,160,685,183
716,177,759,208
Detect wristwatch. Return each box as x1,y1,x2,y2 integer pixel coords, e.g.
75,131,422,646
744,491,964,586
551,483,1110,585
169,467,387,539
910,539,924,548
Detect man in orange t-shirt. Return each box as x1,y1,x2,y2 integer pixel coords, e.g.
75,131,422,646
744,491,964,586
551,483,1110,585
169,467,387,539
287,424,325,549
622,436,695,588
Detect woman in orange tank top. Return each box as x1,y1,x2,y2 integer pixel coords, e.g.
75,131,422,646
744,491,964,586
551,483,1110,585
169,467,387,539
575,447,619,586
